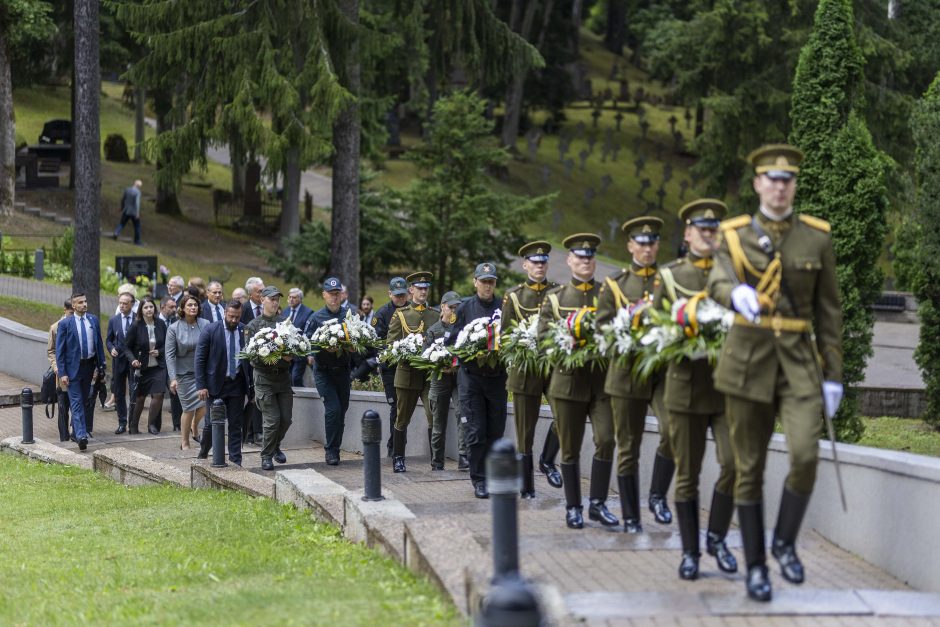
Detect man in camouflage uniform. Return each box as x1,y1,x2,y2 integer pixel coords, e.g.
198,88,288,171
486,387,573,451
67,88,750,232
424,290,467,470
539,234,618,529
596,217,674,533
708,144,843,601
659,199,737,580
501,241,563,498
388,271,440,473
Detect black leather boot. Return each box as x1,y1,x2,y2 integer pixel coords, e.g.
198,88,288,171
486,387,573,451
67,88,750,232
587,458,619,526
772,486,811,584
539,428,563,488
392,428,407,473
648,453,675,524
706,489,738,573
618,474,642,533
676,499,700,580
560,462,583,529
520,454,536,499
738,502,771,602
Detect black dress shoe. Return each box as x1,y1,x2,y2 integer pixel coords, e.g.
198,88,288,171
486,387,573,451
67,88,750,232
474,482,489,499
114,425,126,435
649,494,673,525
173,426,181,432
129,428,140,435
679,552,700,580
148,426,160,435
588,499,620,526
393,456,406,473
457,454,469,471
325,451,339,466
746,564,772,601
261,457,274,471
273,449,287,464
520,489,536,499
78,437,88,451
565,506,584,529
624,519,643,533
196,452,208,460
539,459,563,488
771,540,805,583
707,532,739,573
430,464,444,471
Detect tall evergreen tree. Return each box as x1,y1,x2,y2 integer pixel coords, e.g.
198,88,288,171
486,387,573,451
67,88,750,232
789,0,889,442
911,73,940,429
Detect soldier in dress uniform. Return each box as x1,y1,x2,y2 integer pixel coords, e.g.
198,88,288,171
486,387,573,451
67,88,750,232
660,199,737,580
596,217,675,533
707,144,843,601
501,241,563,498
388,272,440,473
369,277,410,456
538,234,618,529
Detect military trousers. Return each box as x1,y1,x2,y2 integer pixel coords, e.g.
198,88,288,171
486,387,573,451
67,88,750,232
551,395,614,465
726,391,823,503
314,365,351,455
611,385,670,477
394,382,431,432
668,409,735,501
513,390,558,456
255,383,293,459
381,365,397,450
429,372,465,466
458,368,508,484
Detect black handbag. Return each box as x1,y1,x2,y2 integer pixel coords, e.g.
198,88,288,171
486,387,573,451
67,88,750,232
40,367,57,418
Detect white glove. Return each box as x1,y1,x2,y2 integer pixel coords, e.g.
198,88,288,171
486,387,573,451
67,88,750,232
731,284,760,322
822,381,844,419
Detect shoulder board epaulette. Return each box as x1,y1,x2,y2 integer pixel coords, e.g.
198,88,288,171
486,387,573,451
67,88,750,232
663,258,685,269
798,214,831,233
506,284,523,294
545,285,565,296
720,215,750,231
606,268,627,281
548,280,560,289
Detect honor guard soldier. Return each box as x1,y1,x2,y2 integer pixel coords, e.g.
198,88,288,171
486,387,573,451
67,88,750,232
707,144,843,601
424,290,467,470
501,241,563,498
660,200,737,580
388,272,440,473
448,263,508,499
538,234,618,529
370,277,410,456
596,217,674,533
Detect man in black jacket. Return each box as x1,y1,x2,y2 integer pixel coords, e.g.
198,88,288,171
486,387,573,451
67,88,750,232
106,292,135,434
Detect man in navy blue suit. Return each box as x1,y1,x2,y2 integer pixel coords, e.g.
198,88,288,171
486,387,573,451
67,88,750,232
106,292,136,434
286,287,314,387
200,281,227,323
194,300,252,465
56,292,106,451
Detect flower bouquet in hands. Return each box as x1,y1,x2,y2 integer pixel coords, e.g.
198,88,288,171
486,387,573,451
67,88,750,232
379,333,425,367
452,315,501,368
500,314,545,377
541,307,605,370
238,320,311,366
408,338,457,380
308,310,382,354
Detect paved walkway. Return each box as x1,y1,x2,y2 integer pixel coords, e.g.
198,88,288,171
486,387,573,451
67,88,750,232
0,275,119,313
2,399,938,624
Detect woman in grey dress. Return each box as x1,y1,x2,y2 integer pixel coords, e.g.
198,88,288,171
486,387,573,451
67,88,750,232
167,294,210,450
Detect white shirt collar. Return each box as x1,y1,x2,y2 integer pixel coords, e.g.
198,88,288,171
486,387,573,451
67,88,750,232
759,205,793,222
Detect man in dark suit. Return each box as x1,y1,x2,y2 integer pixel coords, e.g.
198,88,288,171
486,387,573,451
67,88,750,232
200,281,227,323
106,292,135,434
195,300,252,465
56,292,106,451
167,275,186,306
240,277,265,324
286,287,314,387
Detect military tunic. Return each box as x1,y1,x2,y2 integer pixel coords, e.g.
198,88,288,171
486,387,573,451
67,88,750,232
372,299,406,450
501,279,558,455
707,212,842,502
245,313,293,459
387,301,440,433
424,316,465,466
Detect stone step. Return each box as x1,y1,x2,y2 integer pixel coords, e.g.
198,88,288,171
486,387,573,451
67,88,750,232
13,201,25,209
54,216,72,226
23,206,41,216
38,211,57,221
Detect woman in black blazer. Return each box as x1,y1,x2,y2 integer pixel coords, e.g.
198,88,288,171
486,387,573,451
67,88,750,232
123,295,168,434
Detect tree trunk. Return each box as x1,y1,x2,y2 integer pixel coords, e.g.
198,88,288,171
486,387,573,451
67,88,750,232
329,0,361,301
570,0,584,55
536,0,555,50
695,101,704,138
501,0,540,150
73,0,101,316
0,38,15,217
134,83,145,162
280,147,301,239
604,0,627,55
153,90,180,215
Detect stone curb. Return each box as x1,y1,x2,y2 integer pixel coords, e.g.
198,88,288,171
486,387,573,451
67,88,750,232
1,436,93,470
191,461,275,499
92,447,189,487
343,488,415,563
274,469,347,527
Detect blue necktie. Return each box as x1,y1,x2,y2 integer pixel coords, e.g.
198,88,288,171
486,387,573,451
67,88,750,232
124,316,130,336
79,317,88,359
228,329,237,378
215,304,223,322
290,308,296,323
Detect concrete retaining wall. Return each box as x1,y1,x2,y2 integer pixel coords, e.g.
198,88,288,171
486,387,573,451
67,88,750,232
0,317,48,387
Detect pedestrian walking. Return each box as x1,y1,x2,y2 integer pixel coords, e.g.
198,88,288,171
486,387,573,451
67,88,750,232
112,179,144,245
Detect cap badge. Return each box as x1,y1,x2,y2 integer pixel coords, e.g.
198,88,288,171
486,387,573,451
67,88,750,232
704,209,715,218
775,156,788,166
642,224,652,233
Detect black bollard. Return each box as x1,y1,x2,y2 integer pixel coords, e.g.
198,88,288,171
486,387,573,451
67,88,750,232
361,409,384,501
475,574,541,627
210,399,227,468
21,388,35,444
487,438,521,578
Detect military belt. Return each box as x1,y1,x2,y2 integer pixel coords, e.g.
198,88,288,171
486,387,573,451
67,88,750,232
734,314,810,334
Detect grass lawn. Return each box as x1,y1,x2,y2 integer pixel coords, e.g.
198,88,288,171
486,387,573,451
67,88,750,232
0,295,62,331
859,416,940,458
0,454,457,626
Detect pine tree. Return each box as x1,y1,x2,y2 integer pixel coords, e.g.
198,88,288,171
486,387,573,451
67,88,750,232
789,0,889,442
912,73,940,429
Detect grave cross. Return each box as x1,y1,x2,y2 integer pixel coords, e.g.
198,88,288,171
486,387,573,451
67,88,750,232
578,149,589,172
608,218,620,241
668,115,678,134
684,107,693,130
663,163,673,183
591,109,602,128
563,158,575,179
614,111,625,132
583,186,596,207
640,120,650,139
656,184,667,209
634,155,646,177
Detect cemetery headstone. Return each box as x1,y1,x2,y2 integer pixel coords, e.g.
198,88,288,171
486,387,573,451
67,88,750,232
591,109,602,128
634,155,646,177
684,107,693,130
587,133,597,153
656,185,667,209
579,149,589,172
663,163,673,183
673,130,684,153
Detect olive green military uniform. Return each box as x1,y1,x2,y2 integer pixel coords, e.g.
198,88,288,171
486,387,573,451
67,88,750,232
424,305,466,469
245,313,293,461
707,144,842,599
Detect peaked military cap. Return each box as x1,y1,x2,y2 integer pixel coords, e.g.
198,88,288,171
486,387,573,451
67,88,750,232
388,276,408,295
621,216,663,244
563,233,601,257
474,262,498,280
678,199,727,229
322,276,342,292
748,143,803,180
406,271,432,288
518,240,551,262
440,291,462,306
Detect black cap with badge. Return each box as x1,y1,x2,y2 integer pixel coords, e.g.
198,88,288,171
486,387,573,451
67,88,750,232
322,277,342,292
388,277,408,296
474,262,498,280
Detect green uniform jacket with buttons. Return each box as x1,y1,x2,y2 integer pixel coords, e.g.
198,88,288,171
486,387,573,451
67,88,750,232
659,254,723,415
387,302,440,391
596,263,662,400
707,212,843,403
537,279,607,402
244,313,292,390
501,279,558,395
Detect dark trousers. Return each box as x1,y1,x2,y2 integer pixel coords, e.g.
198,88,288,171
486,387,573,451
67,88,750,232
112,360,130,426
56,389,71,441
242,401,263,442
314,365,352,454
67,359,97,440
458,368,508,485
114,213,141,244
199,378,246,463
290,359,308,388
381,366,397,451
169,379,182,430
